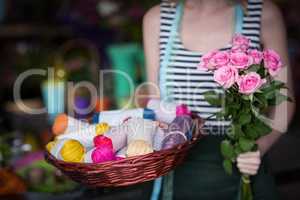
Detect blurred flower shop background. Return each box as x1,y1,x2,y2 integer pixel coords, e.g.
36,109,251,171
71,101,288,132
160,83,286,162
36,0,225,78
0,0,299,199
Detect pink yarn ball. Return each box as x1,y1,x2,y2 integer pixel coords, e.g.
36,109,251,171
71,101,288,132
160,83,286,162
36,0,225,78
93,135,113,149
91,146,116,163
176,104,191,116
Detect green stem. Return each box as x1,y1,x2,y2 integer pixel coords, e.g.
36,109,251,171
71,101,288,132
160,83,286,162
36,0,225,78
239,175,253,200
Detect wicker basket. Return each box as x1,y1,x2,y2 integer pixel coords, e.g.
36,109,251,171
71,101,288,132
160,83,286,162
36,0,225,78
45,117,204,187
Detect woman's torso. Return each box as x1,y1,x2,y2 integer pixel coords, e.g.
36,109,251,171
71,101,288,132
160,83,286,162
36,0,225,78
159,0,263,134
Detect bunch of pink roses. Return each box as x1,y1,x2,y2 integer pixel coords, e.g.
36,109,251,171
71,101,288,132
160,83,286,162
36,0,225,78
198,34,283,95
197,34,289,200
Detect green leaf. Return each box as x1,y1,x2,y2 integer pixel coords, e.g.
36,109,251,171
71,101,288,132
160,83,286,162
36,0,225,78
224,105,230,117
249,94,254,102
253,118,273,137
247,64,260,73
257,66,266,77
265,90,277,100
221,140,235,160
227,127,235,140
244,124,260,140
261,80,287,99
243,118,272,141
241,104,251,114
242,95,250,101
269,93,290,105
254,93,268,109
239,137,255,152
223,159,233,175
232,124,243,137
250,104,272,127
225,91,235,103
234,146,243,157
273,80,287,89
239,113,252,125
230,103,241,110
203,91,221,106
215,112,225,120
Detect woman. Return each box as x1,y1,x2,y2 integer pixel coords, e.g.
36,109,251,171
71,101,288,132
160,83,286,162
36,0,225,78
143,0,295,199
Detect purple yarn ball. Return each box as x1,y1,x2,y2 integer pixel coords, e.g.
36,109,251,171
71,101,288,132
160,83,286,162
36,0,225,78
162,131,187,150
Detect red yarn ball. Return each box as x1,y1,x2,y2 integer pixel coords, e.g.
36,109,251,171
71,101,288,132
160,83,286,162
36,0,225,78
93,135,113,149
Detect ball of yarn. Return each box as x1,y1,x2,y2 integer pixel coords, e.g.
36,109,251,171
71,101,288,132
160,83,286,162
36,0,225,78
176,104,191,116
91,146,116,163
46,141,56,152
95,123,110,135
125,118,157,146
60,139,85,163
52,114,90,136
162,131,187,150
52,114,68,136
104,126,127,152
126,140,153,157
93,135,113,149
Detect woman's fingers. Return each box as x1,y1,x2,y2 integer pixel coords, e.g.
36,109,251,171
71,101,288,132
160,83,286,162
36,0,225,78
236,151,261,176
237,162,260,175
237,162,260,171
238,167,258,176
237,156,261,165
238,151,261,158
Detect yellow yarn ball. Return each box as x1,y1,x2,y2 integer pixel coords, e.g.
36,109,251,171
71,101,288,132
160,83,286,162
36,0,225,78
60,139,85,163
96,123,110,135
126,140,153,157
46,141,56,152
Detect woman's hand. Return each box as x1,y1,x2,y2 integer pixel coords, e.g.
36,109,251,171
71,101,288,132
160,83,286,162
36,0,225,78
237,151,261,176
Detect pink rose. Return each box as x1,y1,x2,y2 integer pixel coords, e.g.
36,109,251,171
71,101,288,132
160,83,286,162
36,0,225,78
232,34,250,52
237,72,266,95
248,49,263,65
230,52,253,69
198,50,218,71
210,51,230,67
263,49,282,76
213,65,238,89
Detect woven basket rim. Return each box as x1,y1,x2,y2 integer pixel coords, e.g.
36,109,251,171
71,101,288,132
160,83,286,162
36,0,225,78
45,132,203,167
